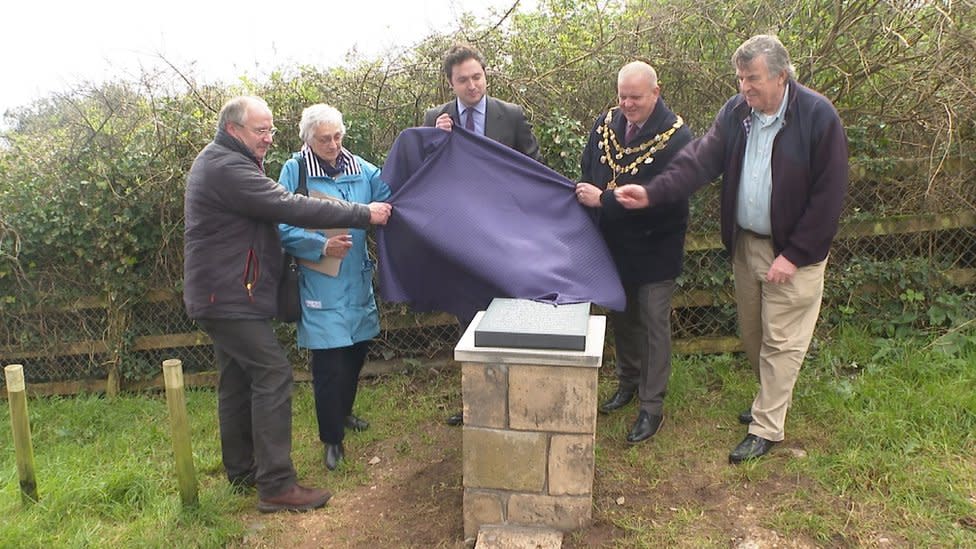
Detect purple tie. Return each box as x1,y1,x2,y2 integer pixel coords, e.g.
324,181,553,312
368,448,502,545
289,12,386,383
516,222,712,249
464,108,475,131
624,122,638,145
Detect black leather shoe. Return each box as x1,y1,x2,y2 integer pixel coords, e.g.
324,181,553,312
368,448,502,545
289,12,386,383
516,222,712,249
324,442,345,471
626,411,664,443
344,414,369,432
738,409,753,425
729,434,776,464
445,412,464,426
598,387,636,414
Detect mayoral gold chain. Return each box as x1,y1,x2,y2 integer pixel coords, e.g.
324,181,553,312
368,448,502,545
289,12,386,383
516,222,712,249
598,107,684,190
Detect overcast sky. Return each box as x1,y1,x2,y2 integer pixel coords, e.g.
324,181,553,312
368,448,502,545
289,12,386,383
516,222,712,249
1,0,529,115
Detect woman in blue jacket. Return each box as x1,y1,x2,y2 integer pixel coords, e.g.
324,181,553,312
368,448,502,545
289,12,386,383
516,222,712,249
278,104,391,471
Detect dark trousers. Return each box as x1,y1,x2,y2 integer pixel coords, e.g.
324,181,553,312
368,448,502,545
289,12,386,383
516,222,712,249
196,318,296,499
310,341,370,445
608,279,676,415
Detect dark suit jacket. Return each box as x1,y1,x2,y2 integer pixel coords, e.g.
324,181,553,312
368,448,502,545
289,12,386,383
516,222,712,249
423,96,541,162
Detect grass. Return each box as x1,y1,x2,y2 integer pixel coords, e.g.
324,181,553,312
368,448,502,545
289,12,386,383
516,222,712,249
1,327,974,547
0,393,246,548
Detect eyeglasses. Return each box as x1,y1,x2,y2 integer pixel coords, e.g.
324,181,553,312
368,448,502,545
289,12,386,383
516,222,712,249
235,122,278,137
313,134,344,145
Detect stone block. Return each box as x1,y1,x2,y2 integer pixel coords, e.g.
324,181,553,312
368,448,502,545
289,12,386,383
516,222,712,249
509,365,598,433
474,298,590,351
464,489,505,539
507,494,592,531
548,434,595,496
462,362,508,429
456,314,607,370
475,525,563,549
463,428,547,491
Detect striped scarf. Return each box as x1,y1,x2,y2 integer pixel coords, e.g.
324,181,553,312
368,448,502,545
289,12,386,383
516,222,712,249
300,144,361,178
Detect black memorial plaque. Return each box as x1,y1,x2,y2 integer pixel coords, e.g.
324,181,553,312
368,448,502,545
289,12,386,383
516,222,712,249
474,298,590,350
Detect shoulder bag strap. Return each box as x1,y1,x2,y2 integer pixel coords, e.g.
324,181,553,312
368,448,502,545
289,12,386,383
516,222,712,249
296,157,309,196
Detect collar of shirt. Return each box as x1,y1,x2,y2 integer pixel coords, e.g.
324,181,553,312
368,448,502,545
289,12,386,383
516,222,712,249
457,95,488,135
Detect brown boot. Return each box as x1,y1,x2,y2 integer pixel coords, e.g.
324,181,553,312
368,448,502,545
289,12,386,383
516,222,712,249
256,483,332,513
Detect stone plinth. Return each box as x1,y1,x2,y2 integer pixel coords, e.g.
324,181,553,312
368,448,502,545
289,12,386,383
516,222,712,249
475,525,564,549
455,312,606,539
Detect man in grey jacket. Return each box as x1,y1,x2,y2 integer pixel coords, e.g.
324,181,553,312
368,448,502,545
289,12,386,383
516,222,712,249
183,96,391,512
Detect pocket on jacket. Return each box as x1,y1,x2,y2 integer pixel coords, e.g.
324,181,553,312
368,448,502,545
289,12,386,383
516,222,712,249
359,259,377,306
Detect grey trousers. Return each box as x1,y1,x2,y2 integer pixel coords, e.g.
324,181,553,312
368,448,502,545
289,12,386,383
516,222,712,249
197,318,297,498
609,279,676,415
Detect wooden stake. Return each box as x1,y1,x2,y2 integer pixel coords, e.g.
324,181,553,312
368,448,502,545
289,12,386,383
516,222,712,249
4,364,38,504
162,359,198,506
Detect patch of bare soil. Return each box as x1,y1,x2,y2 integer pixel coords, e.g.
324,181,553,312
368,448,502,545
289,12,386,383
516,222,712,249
563,435,826,549
235,420,465,549
231,368,898,549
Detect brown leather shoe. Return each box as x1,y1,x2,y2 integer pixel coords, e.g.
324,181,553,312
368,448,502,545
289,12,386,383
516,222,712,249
256,483,332,513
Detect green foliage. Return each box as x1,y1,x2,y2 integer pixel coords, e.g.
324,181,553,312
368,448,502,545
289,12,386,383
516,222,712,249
0,84,218,306
535,109,588,176
0,0,973,380
824,256,976,345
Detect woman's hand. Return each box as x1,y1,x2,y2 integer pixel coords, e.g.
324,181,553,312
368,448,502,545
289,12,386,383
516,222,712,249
324,234,353,258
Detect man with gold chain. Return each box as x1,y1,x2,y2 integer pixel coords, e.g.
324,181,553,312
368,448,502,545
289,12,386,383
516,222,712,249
576,61,693,443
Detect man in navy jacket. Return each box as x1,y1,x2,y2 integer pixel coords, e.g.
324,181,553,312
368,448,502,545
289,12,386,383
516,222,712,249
615,35,848,464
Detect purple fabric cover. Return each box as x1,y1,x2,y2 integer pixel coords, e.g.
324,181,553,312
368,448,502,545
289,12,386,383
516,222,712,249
376,126,625,321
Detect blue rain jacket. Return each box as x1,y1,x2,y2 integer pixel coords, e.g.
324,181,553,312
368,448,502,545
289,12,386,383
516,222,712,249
278,152,391,349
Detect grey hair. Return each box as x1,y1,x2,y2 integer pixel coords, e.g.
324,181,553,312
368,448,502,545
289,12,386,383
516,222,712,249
299,104,346,143
617,61,658,88
732,34,797,81
217,96,270,132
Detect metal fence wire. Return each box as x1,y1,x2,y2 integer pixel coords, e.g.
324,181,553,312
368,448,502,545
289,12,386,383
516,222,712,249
1,180,974,391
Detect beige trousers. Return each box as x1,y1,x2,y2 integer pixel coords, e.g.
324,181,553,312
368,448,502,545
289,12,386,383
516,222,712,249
733,231,826,441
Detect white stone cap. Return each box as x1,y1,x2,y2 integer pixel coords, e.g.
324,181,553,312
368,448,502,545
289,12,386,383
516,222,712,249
454,312,606,368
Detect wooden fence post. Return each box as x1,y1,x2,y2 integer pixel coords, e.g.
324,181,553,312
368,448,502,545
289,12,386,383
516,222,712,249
4,364,39,504
162,358,198,506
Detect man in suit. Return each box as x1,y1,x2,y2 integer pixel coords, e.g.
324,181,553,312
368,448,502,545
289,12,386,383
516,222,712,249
425,44,541,426
577,61,692,443
424,44,541,162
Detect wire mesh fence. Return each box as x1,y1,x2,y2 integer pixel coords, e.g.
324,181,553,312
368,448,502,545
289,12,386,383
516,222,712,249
1,189,974,393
